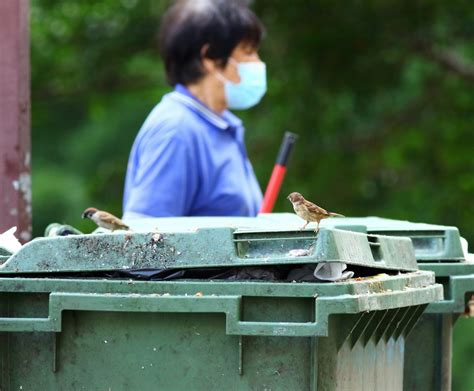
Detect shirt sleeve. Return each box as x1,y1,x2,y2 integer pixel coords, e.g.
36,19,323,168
124,126,197,217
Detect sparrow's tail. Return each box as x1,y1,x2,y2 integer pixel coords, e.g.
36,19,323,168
329,212,345,217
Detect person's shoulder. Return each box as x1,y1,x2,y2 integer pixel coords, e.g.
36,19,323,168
137,94,200,143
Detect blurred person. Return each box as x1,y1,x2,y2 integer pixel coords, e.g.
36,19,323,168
123,0,266,218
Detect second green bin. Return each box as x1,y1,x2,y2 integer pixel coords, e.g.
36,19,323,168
313,215,474,391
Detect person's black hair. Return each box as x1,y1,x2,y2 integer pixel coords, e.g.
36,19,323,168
159,0,264,86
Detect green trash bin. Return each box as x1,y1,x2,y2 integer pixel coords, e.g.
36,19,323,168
0,222,442,390
300,215,474,391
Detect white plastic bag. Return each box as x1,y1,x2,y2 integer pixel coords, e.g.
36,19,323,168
314,262,354,282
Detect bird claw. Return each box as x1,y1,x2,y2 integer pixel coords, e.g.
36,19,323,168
300,222,309,231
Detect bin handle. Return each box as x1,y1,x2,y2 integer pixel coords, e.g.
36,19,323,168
426,274,474,314
0,286,441,337
0,292,334,336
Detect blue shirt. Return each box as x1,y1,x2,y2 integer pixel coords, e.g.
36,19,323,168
123,84,263,218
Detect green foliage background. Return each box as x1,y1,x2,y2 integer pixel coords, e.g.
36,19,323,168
31,1,474,388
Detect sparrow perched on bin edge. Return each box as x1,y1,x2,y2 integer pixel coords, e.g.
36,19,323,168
287,192,344,233
81,207,129,231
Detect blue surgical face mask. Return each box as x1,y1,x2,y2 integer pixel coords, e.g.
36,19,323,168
217,59,267,110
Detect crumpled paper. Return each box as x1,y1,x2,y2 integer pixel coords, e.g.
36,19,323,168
0,227,22,254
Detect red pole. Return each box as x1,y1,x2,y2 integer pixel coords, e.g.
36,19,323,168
260,165,287,214
260,132,297,213
0,0,31,242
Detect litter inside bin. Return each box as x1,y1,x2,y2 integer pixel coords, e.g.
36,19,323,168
103,263,381,282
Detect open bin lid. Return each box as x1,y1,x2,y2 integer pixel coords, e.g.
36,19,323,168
259,213,465,262
0,216,418,274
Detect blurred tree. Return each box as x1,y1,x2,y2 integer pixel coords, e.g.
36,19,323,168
31,0,170,232
30,1,474,388
31,0,474,239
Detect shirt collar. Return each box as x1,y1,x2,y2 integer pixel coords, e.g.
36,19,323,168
169,84,242,131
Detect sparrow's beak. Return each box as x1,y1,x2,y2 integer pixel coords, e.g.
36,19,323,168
81,213,87,219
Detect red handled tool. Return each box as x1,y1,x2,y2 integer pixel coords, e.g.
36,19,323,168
259,131,298,213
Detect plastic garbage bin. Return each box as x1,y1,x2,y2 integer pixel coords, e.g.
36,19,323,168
0,221,442,390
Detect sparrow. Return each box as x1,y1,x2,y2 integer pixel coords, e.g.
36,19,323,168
287,192,344,232
81,207,130,231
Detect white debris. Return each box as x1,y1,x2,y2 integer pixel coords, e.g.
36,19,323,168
0,227,22,253
461,237,474,262
461,237,468,258
288,249,311,257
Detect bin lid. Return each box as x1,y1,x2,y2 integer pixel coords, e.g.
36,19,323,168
0,216,418,274
257,214,465,262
